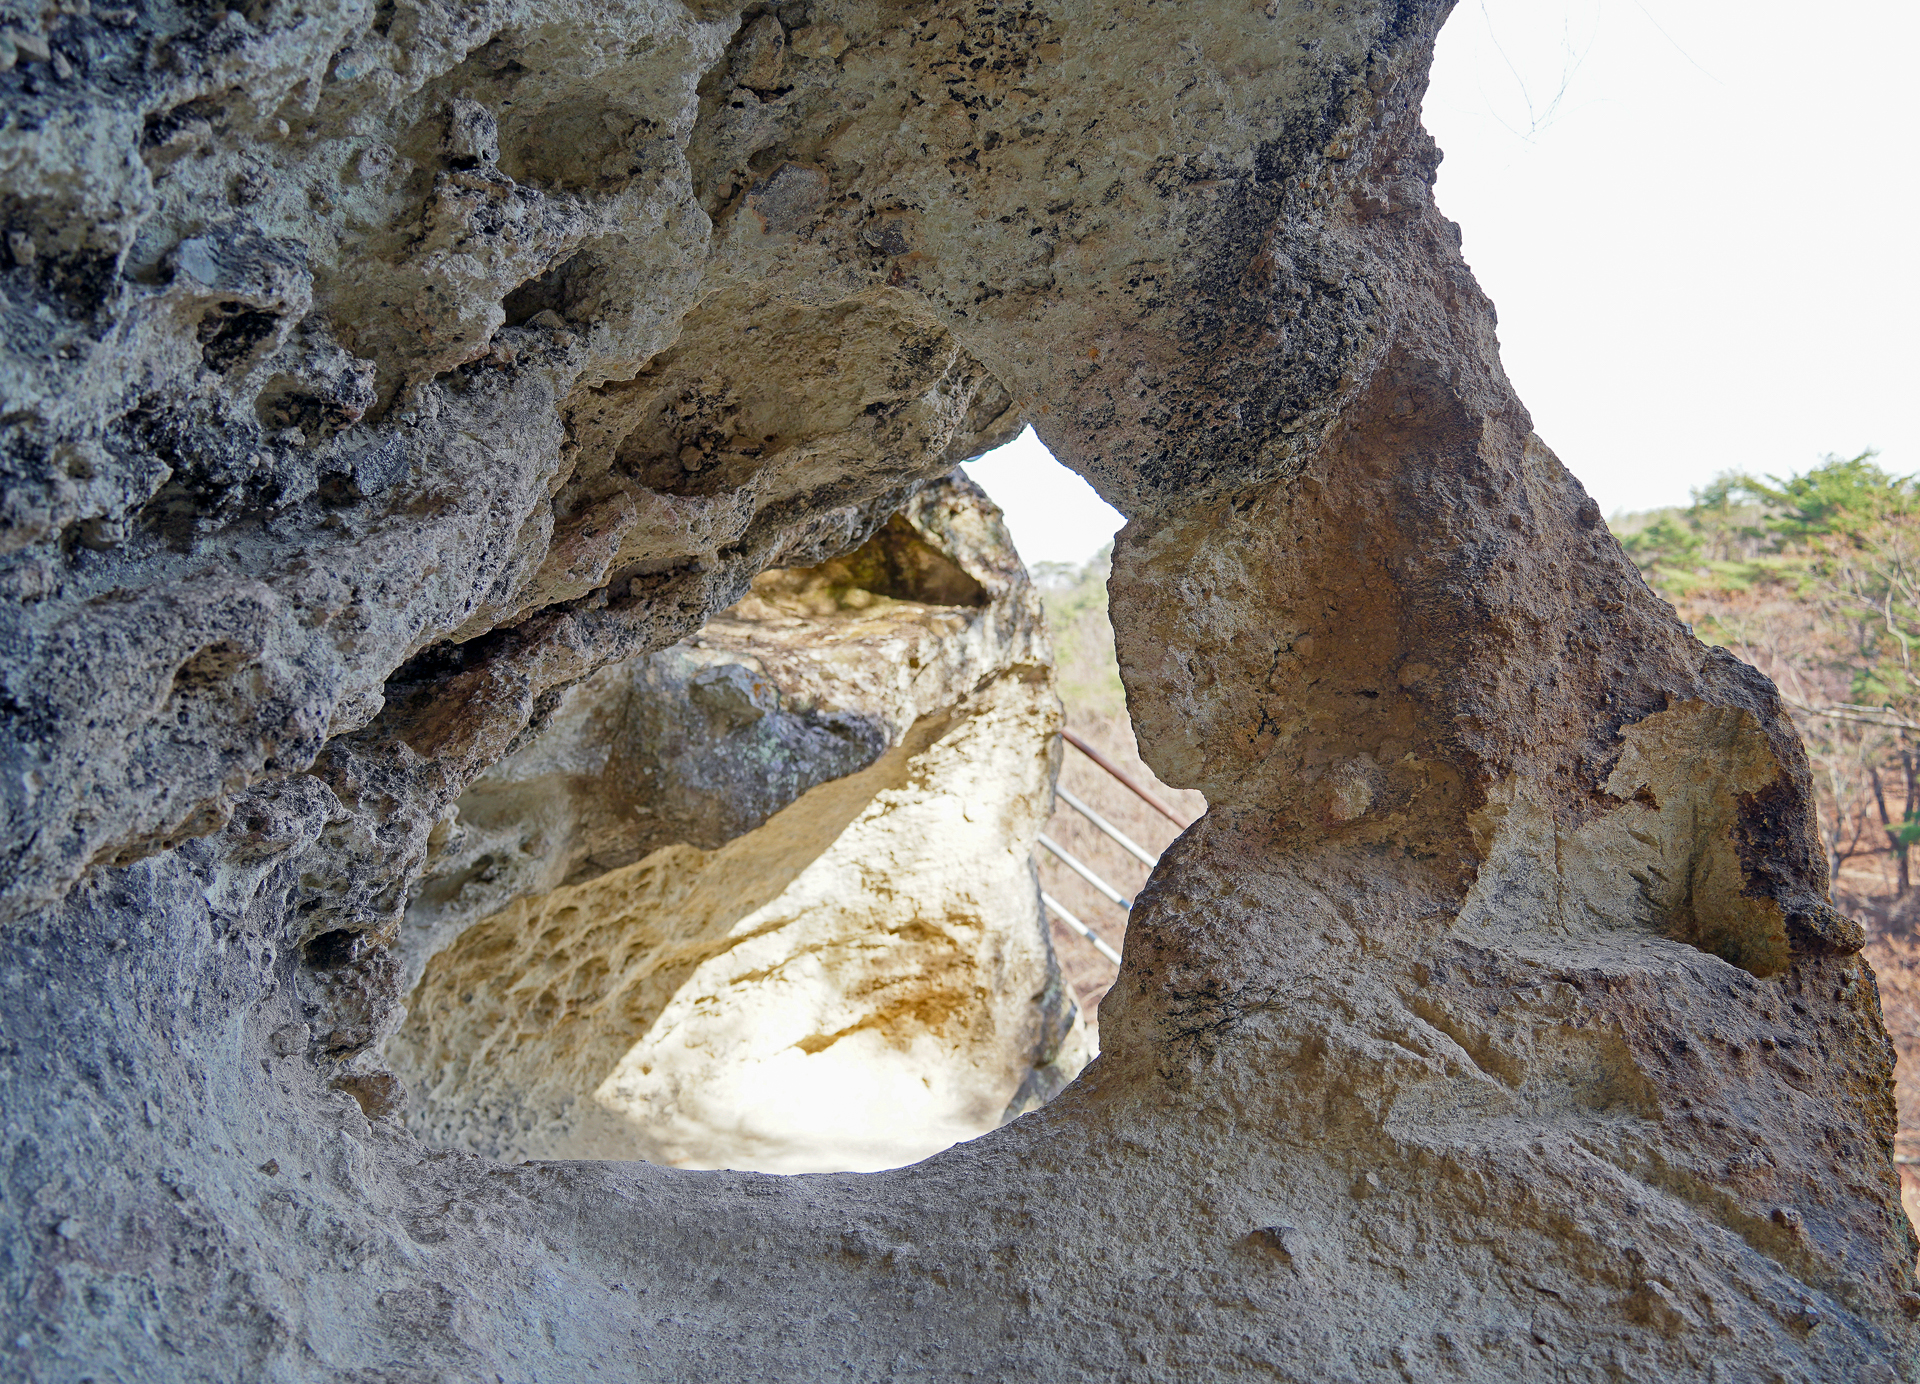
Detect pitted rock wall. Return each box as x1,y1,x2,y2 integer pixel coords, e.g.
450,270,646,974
1,1,1914,1380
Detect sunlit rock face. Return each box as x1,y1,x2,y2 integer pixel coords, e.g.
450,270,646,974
390,476,1088,1172
2,0,1915,1379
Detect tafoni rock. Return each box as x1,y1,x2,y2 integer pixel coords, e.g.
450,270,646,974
1,0,1912,1379
392,475,1089,1172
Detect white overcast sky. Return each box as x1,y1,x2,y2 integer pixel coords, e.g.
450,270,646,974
967,0,1920,566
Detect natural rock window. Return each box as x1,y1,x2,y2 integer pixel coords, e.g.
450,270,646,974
388,478,1091,1171
3,1,1913,1378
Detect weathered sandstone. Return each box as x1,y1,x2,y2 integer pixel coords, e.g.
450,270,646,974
1,0,1913,1380
391,476,1088,1171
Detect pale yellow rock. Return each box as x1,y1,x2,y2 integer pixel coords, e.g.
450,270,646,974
390,476,1089,1171
398,674,1080,1171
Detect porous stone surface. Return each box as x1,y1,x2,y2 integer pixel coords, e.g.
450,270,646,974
2,1,1915,1381
390,476,1089,1172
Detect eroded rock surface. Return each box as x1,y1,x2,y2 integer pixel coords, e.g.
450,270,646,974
391,476,1088,1171
2,0,1914,1379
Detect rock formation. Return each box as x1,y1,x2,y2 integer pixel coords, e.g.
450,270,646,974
390,476,1088,1172
2,0,1914,1379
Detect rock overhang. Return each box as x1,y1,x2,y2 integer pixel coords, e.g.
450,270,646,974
0,1,1914,1378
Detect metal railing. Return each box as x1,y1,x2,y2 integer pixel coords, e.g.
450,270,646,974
1039,833,1133,910
1062,727,1191,827
1057,786,1156,867
1035,731,1198,973
1040,892,1123,966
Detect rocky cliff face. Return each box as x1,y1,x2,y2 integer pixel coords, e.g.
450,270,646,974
2,0,1914,1380
390,476,1088,1172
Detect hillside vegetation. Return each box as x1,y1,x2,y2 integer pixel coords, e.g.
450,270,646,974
1613,453,1920,897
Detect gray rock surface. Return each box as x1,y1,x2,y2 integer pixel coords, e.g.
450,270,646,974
2,0,1914,1379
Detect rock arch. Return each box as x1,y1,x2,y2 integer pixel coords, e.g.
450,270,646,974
0,0,1911,1378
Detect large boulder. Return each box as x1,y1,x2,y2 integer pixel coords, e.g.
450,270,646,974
1,0,1912,1379
390,475,1088,1171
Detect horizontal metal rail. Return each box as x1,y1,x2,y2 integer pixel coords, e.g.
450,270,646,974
1057,786,1159,867
1061,727,1194,828
1037,833,1133,910
1041,892,1123,966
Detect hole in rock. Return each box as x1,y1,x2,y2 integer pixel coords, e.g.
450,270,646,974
196,300,281,373
501,251,586,329
961,426,1125,569
384,470,1155,1174
963,430,1203,1015
498,99,659,195
304,928,366,970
